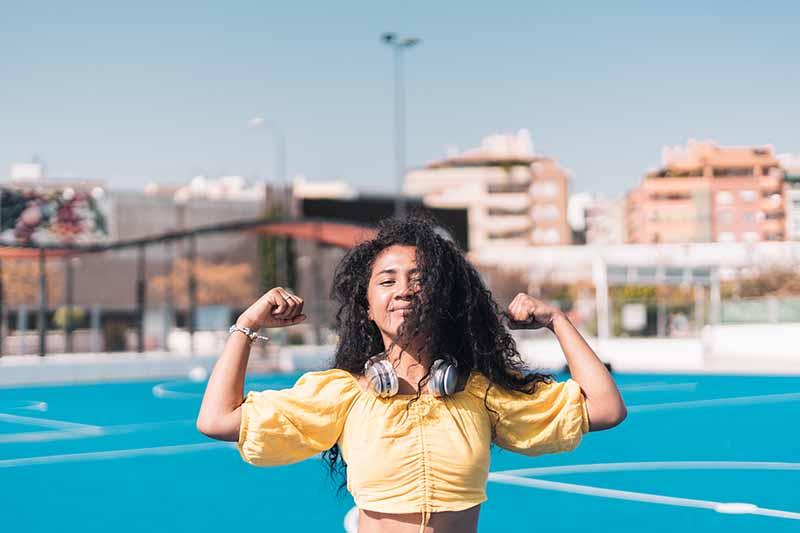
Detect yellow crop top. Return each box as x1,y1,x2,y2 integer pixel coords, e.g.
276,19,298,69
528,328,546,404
237,368,589,530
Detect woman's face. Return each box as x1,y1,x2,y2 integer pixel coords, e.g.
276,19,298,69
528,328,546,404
366,244,421,344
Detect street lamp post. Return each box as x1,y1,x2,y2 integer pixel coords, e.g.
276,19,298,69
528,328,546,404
381,32,421,219
248,117,289,289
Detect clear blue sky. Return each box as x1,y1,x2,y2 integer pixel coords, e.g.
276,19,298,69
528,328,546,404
3,1,799,196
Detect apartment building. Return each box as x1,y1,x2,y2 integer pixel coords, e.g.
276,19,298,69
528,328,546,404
404,130,571,252
585,196,628,245
627,139,785,244
780,155,800,241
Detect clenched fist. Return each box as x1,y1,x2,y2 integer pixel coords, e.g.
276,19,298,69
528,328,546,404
237,287,306,330
506,293,564,331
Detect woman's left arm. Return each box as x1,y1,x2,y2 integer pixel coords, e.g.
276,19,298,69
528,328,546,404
550,313,626,431
508,293,627,432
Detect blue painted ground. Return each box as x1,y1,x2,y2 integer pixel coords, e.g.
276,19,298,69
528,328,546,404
1,371,799,532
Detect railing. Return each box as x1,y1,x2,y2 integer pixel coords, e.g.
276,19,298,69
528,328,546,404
721,297,800,324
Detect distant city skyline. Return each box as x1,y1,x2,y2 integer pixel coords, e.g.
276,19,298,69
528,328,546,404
3,1,799,196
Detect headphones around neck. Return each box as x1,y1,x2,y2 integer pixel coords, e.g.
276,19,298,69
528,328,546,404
364,354,459,398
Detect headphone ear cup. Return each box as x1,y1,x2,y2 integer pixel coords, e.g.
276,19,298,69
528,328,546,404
429,359,458,397
365,358,399,398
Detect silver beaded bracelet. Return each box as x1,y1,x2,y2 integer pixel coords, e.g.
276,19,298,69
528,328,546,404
228,324,270,344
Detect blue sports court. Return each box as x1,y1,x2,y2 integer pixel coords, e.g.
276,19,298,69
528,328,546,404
1,371,798,532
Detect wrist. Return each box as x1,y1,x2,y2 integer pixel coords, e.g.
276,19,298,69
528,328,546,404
236,315,260,330
549,311,569,333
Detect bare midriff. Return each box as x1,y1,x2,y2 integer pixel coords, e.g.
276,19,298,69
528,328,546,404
357,504,481,533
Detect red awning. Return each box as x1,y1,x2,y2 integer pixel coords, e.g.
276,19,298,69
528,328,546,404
249,221,377,248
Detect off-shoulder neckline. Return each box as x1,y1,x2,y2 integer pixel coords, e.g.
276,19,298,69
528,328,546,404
336,368,485,400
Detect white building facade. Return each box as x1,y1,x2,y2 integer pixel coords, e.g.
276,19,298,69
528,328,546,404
780,155,800,241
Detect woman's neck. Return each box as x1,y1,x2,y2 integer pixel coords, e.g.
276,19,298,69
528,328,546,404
383,342,433,386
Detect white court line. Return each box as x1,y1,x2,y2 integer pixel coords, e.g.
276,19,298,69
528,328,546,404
0,400,49,412
494,461,800,478
619,382,698,393
0,418,196,444
628,391,800,413
152,382,202,399
0,441,234,468
489,473,800,520
0,427,101,444
152,380,276,400
0,412,102,431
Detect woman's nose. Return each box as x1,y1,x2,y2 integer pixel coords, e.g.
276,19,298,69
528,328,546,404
395,280,413,298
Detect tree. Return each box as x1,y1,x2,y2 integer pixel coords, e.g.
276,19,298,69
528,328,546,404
149,259,257,308
1,259,63,306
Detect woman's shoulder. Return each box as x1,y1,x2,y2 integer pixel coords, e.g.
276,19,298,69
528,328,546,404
292,368,363,397
464,369,560,401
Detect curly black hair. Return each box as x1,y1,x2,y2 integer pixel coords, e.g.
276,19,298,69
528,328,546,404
322,214,552,488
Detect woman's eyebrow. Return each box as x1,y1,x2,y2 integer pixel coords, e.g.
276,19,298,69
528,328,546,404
375,266,419,276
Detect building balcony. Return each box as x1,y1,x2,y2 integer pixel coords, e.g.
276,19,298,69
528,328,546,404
760,218,785,235
483,193,531,211
482,214,532,233
641,177,709,195
760,197,784,213
759,175,783,193
486,181,531,194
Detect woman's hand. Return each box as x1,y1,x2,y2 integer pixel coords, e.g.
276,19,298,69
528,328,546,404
236,287,306,329
506,293,564,332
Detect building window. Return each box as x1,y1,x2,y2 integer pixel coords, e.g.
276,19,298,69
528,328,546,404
713,167,753,177
715,191,734,205
742,211,756,224
487,182,531,194
743,232,759,242
532,228,561,244
531,181,557,198
532,204,559,221
487,206,529,216
650,192,691,201
739,190,758,202
488,229,529,240
717,210,734,224
718,232,736,242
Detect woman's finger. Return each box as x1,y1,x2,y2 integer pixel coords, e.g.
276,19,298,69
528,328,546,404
277,289,295,304
509,300,524,321
287,295,304,316
270,292,289,315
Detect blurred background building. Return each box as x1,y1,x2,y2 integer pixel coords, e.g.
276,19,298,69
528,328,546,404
626,139,785,244
405,130,572,253
780,154,800,241
4,133,800,360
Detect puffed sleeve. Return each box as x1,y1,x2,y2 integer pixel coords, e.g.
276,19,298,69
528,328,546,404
237,368,360,467
480,375,590,456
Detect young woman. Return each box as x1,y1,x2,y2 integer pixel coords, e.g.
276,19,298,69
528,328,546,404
197,216,626,533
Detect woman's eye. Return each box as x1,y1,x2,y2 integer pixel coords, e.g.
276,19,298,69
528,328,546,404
380,280,394,286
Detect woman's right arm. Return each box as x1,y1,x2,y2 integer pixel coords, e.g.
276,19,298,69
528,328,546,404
196,287,305,442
